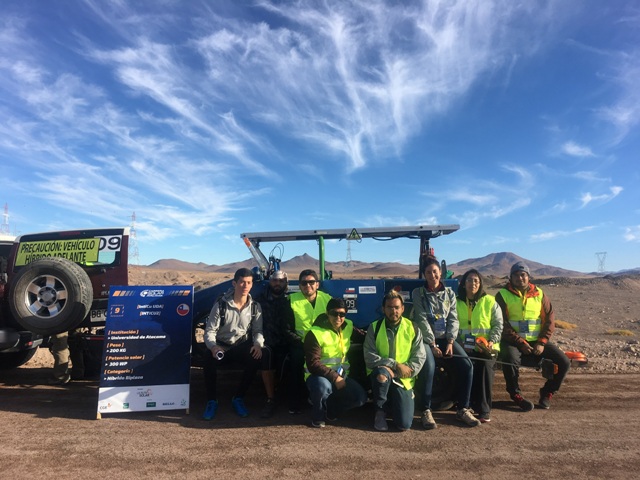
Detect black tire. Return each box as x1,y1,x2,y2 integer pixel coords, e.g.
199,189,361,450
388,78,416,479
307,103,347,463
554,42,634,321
9,257,93,335
0,347,38,369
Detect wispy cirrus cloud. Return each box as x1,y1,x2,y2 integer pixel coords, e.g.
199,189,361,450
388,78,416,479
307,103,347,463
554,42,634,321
623,225,640,242
530,225,596,242
580,186,623,208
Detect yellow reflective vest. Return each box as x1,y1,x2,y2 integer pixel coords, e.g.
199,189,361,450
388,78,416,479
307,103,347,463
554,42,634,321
367,317,416,389
499,287,543,342
456,295,501,352
305,320,353,380
290,290,332,338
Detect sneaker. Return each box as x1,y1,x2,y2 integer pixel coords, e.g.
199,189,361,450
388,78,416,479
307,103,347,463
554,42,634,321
478,413,491,423
421,409,437,430
456,408,481,427
203,400,218,420
231,396,249,417
311,420,326,428
288,408,302,415
260,399,276,418
48,373,71,385
374,410,389,431
511,393,534,412
538,389,553,409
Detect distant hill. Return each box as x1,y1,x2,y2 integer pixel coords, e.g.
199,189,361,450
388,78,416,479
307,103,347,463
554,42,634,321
448,252,587,278
146,251,590,278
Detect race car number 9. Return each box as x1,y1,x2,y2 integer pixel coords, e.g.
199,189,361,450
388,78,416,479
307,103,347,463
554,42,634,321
98,236,122,252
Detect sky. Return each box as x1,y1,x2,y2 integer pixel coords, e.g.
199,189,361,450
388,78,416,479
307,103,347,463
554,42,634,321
2,0,639,274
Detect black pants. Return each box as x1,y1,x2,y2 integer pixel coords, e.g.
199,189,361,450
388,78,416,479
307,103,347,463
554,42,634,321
203,339,271,401
499,342,570,396
467,351,496,416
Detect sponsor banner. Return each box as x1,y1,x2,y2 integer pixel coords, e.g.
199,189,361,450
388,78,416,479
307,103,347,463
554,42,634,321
97,285,193,415
98,384,189,413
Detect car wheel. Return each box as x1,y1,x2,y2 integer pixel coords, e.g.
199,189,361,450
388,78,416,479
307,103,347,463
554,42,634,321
0,347,38,369
9,257,93,335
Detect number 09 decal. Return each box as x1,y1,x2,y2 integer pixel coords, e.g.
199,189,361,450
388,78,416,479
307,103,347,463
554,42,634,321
98,236,122,252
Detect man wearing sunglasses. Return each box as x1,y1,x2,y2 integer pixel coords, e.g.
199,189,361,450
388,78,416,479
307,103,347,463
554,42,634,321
287,269,332,414
303,298,367,428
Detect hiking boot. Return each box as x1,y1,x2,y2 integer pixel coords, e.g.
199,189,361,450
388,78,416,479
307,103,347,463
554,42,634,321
511,393,534,412
538,389,553,409
374,410,389,432
203,400,218,420
260,398,276,418
421,409,437,430
456,408,481,427
311,420,326,428
231,396,249,417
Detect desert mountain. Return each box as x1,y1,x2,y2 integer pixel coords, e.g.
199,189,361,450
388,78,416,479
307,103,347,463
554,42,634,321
148,251,589,278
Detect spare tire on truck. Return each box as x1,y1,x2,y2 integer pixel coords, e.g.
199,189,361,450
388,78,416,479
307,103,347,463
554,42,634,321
8,257,93,336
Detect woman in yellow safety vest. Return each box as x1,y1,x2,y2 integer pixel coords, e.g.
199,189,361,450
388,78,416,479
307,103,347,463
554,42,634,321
456,269,503,423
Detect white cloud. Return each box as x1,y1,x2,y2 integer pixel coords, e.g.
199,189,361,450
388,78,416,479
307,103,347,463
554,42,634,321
530,225,596,242
580,186,623,208
561,141,595,157
624,225,640,242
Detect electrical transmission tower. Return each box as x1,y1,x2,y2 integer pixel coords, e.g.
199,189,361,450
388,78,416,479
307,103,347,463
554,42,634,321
129,212,140,266
595,252,607,273
1,203,10,234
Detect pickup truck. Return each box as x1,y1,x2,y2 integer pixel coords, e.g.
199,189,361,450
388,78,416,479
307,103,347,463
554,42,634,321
0,227,129,369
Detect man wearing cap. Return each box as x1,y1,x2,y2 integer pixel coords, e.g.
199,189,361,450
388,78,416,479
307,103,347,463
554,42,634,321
255,270,296,418
497,261,571,410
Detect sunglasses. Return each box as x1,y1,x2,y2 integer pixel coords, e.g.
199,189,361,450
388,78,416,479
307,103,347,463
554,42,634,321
329,310,346,318
299,280,317,286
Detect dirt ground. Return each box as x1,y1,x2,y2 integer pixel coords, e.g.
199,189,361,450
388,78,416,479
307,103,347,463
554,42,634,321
2,270,640,478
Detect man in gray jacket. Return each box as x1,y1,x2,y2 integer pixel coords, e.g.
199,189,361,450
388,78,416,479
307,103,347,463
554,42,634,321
202,268,275,420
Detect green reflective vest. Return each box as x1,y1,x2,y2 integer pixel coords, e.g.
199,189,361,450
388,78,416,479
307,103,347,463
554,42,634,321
290,290,332,338
456,295,500,352
305,320,353,380
499,287,543,342
367,317,416,389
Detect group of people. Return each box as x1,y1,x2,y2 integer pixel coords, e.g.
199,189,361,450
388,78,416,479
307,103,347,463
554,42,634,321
201,259,570,431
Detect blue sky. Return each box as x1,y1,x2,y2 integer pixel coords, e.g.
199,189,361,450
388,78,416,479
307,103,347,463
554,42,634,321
2,1,639,273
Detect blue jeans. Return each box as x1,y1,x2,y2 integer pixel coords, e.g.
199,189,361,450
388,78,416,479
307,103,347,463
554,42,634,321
370,367,415,431
306,375,367,422
417,339,473,410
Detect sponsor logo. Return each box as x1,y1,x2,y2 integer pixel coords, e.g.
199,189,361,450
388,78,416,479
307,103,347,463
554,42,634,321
140,289,164,297
177,303,190,316
162,402,175,406
137,389,153,398
123,403,129,409
137,304,165,309
146,402,156,408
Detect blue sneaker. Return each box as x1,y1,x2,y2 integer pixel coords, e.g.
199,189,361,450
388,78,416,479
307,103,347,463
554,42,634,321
203,400,218,420
231,396,249,417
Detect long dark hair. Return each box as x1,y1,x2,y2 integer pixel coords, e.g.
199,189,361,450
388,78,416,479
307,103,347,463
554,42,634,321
457,269,485,302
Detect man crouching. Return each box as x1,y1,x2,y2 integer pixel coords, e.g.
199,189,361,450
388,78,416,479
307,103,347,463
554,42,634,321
303,298,367,428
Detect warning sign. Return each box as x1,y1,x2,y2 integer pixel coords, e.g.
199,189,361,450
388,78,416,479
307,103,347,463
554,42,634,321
15,238,100,266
